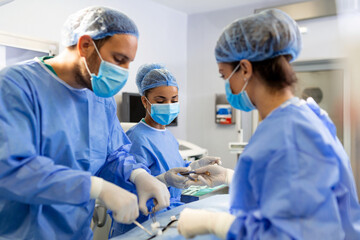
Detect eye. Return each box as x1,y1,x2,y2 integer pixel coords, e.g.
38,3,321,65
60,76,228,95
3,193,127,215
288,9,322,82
219,74,225,79
171,100,178,103
114,56,126,65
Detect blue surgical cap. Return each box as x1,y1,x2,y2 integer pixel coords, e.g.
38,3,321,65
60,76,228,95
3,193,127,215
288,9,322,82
61,6,139,46
136,63,178,96
215,9,301,63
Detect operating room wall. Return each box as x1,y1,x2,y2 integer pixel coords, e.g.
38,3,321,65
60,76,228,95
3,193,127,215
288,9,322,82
186,2,344,169
0,0,188,139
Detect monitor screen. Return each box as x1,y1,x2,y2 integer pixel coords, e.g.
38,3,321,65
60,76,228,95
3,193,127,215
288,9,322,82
120,92,177,126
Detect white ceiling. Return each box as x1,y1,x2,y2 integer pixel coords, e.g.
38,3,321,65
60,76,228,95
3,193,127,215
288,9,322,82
149,0,286,15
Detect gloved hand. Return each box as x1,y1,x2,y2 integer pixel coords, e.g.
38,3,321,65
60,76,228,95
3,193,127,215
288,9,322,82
177,208,235,239
194,165,234,187
131,169,170,215
156,167,203,189
189,156,222,170
90,176,139,224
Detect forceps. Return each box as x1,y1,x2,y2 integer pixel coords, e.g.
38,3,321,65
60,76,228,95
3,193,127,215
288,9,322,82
150,206,156,223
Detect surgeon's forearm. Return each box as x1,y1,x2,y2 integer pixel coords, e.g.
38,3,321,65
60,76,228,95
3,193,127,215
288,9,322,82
0,155,91,205
129,168,148,183
90,176,104,199
178,209,235,239
212,212,236,239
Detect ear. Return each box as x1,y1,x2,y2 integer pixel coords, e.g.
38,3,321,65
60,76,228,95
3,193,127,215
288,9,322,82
141,96,148,109
240,59,253,82
77,35,94,58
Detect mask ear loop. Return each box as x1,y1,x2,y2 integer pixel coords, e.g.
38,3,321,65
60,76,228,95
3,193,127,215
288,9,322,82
144,96,152,116
226,63,241,82
241,77,250,92
82,40,103,77
83,57,92,77
91,40,103,61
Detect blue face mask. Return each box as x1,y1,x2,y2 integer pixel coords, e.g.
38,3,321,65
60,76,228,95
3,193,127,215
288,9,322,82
224,64,256,112
84,41,129,98
145,97,179,125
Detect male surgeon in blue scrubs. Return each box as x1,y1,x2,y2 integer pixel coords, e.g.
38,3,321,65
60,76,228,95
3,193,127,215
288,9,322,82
0,6,170,239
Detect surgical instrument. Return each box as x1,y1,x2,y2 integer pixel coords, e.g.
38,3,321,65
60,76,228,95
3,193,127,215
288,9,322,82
134,220,153,236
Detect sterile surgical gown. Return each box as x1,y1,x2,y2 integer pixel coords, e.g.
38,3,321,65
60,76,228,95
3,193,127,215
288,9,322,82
227,97,360,240
0,58,145,240
111,120,188,236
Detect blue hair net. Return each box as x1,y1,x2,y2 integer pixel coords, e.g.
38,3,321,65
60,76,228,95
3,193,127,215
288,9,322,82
215,9,301,63
62,6,139,46
136,63,178,96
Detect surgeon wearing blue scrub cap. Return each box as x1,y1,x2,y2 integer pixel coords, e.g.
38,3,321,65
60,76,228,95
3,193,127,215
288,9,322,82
0,6,171,239
178,9,360,239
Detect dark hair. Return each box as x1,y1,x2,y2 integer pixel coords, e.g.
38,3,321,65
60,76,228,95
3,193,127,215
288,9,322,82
67,36,112,50
143,89,153,98
230,55,297,91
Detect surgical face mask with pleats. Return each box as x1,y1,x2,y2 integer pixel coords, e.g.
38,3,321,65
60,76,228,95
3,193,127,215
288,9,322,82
83,41,129,98
145,97,179,125
224,63,256,112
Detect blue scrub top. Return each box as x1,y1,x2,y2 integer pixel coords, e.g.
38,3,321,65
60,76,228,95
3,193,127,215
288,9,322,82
227,97,360,239
111,120,187,237
126,120,187,206
0,58,145,239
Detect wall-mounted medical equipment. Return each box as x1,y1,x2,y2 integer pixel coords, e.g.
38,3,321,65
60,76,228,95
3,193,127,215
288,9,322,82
216,104,232,124
215,94,235,125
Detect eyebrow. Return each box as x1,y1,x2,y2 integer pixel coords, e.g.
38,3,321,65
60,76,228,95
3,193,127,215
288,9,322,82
154,96,166,99
154,95,178,99
114,53,131,61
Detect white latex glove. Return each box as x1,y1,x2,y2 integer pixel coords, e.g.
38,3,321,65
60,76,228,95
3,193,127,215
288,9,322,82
194,165,234,187
178,208,235,239
156,167,204,189
90,176,139,224
189,156,222,170
130,169,170,215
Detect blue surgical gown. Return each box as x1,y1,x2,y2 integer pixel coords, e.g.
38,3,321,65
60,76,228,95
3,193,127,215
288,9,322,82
0,59,146,239
227,97,360,239
111,120,188,236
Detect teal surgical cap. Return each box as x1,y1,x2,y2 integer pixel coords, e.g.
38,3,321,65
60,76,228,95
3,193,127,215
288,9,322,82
215,9,301,63
61,6,139,46
136,63,178,96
